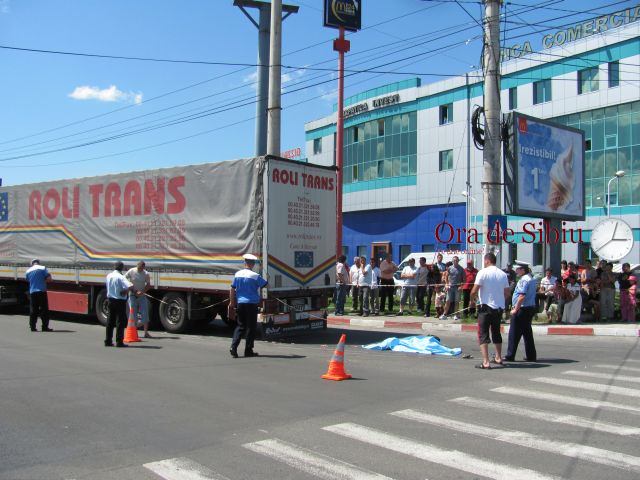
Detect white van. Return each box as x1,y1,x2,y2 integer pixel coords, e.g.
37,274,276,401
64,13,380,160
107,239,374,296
393,252,465,285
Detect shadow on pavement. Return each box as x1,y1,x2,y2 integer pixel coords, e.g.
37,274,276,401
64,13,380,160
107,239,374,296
532,358,579,364
241,354,306,359
124,345,162,350
45,329,76,333
501,363,551,369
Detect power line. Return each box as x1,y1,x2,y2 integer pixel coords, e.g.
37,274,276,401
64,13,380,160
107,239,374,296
1,18,483,155
0,0,557,151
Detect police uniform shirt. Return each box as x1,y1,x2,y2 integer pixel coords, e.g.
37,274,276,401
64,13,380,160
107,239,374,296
106,270,132,300
25,265,49,294
232,269,268,304
512,273,537,307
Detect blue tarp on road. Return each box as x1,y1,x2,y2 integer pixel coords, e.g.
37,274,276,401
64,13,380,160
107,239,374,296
363,335,462,356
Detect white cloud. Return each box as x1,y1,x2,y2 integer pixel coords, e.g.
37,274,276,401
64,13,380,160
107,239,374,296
242,67,307,93
242,71,259,91
68,85,143,104
317,86,338,103
0,0,10,14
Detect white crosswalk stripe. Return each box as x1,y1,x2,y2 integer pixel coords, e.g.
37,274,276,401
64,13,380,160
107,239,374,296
531,377,640,398
143,457,231,480
391,409,640,473
563,370,640,384
492,386,640,415
244,438,396,480
323,422,561,480
449,396,640,435
593,364,640,373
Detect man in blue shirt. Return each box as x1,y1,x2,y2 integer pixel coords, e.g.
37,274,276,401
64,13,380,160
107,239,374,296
229,254,268,358
504,261,538,362
25,259,52,332
105,261,133,348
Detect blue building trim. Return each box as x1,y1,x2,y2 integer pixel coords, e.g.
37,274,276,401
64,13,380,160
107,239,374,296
343,204,466,264
339,78,421,109
343,176,416,193
306,124,335,141
306,37,640,140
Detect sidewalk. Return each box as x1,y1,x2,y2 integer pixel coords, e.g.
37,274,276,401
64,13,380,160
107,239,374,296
328,312,640,337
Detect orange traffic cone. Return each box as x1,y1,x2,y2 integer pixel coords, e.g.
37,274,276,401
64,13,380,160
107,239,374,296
123,304,142,343
321,334,352,381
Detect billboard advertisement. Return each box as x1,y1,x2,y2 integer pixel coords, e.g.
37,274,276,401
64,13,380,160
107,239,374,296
324,0,361,32
504,112,585,221
265,159,336,290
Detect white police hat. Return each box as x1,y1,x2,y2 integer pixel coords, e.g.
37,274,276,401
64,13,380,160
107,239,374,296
514,260,530,269
242,254,259,261
31,258,40,265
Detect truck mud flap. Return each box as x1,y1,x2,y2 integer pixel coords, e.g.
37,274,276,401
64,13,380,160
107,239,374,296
260,318,327,339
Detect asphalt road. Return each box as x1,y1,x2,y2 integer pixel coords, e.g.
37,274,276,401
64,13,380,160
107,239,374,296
1,312,639,480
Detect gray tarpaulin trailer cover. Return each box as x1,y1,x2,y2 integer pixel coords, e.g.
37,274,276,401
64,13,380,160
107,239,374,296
0,156,337,334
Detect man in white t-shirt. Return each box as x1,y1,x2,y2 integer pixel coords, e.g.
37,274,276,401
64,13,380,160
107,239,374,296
334,255,348,316
357,256,377,317
397,258,418,315
349,256,361,314
470,252,510,369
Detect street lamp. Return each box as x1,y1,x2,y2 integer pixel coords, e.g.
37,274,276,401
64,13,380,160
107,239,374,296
606,170,625,217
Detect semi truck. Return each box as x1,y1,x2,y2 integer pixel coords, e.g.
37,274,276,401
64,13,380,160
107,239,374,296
0,156,336,337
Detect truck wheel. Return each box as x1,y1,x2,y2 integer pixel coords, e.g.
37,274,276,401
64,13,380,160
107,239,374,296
158,292,191,333
95,289,109,326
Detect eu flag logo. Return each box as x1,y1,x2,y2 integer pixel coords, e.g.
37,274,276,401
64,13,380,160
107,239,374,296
0,192,8,222
294,251,314,268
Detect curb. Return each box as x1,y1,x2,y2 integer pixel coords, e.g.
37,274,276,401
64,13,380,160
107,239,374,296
327,316,640,337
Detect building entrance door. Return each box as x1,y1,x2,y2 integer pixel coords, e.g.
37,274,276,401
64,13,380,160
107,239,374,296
372,242,391,263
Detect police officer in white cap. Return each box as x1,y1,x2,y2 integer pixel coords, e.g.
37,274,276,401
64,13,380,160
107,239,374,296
25,259,53,332
229,254,268,358
504,260,538,362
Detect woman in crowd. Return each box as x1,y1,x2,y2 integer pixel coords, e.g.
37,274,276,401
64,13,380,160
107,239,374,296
561,275,582,324
619,263,637,323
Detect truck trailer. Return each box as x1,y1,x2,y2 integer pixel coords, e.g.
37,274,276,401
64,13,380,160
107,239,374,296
0,156,336,337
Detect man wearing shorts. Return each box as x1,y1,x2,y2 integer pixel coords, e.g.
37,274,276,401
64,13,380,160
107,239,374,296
470,253,510,370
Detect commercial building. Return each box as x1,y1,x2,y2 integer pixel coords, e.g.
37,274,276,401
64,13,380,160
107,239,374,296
304,7,640,266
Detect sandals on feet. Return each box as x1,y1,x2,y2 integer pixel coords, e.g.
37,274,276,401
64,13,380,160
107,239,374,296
475,363,492,370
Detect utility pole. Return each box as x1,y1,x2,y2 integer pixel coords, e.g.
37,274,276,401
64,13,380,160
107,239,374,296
266,0,283,156
233,1,299,157
482,0,503,258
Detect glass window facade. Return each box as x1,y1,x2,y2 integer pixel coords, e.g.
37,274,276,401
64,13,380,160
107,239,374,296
313,138,322,154
609,61,620,88
439,149,453,171
533,79,552,104
578,67,599,94
508,87,518,110
555,101,640,208
343,112,417,185
439,103,453,124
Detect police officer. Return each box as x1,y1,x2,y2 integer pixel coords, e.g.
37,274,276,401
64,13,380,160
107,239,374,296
229,254,268,358
504,261,538,362
25,259,52,332
105,261,133,348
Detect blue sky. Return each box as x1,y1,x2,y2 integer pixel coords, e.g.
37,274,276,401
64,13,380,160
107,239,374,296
0,0,635,185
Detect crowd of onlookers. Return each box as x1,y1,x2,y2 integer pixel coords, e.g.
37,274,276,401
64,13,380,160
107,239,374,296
334,254,638,323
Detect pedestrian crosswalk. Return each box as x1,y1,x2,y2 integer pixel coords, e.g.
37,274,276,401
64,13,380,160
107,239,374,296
449,395,640,435
141,360,640,480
